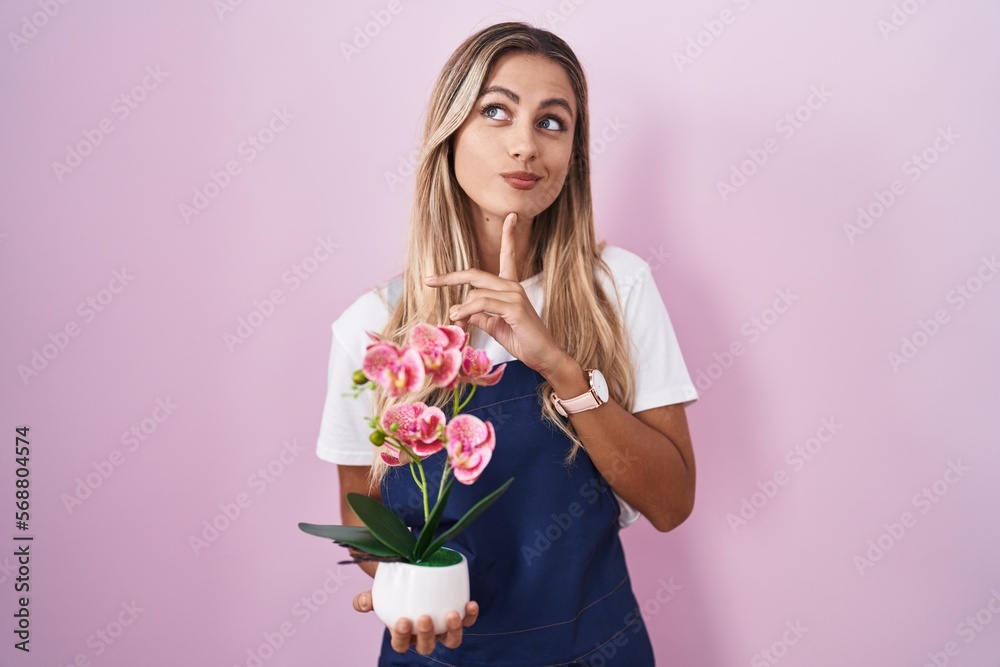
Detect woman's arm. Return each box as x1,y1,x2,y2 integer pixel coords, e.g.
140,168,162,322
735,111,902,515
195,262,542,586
542,354,696,533
425,214,695,531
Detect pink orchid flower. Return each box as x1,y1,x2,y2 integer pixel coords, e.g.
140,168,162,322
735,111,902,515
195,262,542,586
408,323,466,389
445,414,496,485
459,347,507,387
379,402,447,460
362,338,425,397
378,444,408,467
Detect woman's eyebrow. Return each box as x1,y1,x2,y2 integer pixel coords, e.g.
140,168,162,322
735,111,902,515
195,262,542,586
479,85,574,119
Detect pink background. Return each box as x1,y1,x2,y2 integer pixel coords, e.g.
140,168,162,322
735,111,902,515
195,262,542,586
3,1,1000,665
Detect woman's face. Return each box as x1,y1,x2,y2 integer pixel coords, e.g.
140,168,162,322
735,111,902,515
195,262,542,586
452,52,577,224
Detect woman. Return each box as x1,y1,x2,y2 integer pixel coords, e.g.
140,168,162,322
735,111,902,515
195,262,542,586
315,21,699,665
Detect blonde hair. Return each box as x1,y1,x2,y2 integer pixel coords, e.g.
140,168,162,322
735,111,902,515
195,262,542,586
365,21,636,490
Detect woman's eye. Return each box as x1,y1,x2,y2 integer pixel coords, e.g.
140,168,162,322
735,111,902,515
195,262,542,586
482,104,510,121
539,116,565,132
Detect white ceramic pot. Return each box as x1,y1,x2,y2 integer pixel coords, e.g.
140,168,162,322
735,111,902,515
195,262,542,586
371,549,470,635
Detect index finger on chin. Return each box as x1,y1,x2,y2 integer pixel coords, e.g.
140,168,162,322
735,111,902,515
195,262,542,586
498,213,518,281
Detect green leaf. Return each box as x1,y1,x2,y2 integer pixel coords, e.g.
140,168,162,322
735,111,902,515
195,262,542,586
346,493,418,560
424,477,514,557
412,475,455,563
297,523,401,558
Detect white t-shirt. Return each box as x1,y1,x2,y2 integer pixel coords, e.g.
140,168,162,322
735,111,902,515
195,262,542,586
315,244,699,528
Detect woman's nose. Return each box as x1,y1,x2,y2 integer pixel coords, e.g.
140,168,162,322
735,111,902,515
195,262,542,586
507,120,538,161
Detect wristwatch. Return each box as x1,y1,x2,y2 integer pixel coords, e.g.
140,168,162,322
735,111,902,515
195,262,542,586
551,368,610,417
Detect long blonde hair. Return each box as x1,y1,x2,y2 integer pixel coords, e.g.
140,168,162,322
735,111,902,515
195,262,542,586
365,21,636,490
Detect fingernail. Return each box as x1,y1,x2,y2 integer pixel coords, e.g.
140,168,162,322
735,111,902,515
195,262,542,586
424,275,437,282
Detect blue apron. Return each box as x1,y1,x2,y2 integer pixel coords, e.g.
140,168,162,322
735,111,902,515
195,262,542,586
376,359,656,666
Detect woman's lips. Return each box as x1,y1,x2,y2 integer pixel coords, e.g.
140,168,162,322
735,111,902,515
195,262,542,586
502,175,540,190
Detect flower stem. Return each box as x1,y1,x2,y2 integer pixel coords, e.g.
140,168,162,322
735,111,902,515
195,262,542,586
391,438,431,521
456,384,478,413
415,458,429,520
437,460,452,501
407,460,421,487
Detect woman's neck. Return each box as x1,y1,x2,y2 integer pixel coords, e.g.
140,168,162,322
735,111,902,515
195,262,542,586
472,212,535,280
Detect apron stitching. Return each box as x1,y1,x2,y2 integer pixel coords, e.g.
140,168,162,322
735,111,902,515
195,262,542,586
463,573,628,637
559,615,639,667
463,392,538,415
401,646,459,666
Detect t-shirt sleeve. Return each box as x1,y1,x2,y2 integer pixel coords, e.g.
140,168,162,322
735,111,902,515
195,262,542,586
315,323,377,466
622,262,699,414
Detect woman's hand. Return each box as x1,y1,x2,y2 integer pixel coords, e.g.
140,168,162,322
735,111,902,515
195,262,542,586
352,590,479,655
423,212,568,376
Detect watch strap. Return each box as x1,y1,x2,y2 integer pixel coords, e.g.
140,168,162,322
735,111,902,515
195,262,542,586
551,369,603,417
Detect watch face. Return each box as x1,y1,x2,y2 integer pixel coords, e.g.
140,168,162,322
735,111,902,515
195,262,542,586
591,370,609,402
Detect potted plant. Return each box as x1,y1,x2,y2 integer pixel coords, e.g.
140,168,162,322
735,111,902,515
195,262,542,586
299,323,514,633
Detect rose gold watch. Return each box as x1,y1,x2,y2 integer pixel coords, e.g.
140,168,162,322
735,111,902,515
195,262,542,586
551,368,609,417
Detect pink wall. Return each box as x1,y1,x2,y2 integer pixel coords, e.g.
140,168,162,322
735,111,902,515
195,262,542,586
3,1,999,665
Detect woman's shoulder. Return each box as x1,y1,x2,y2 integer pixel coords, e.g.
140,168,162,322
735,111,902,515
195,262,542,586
596,243,654,296
598,243,649,274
